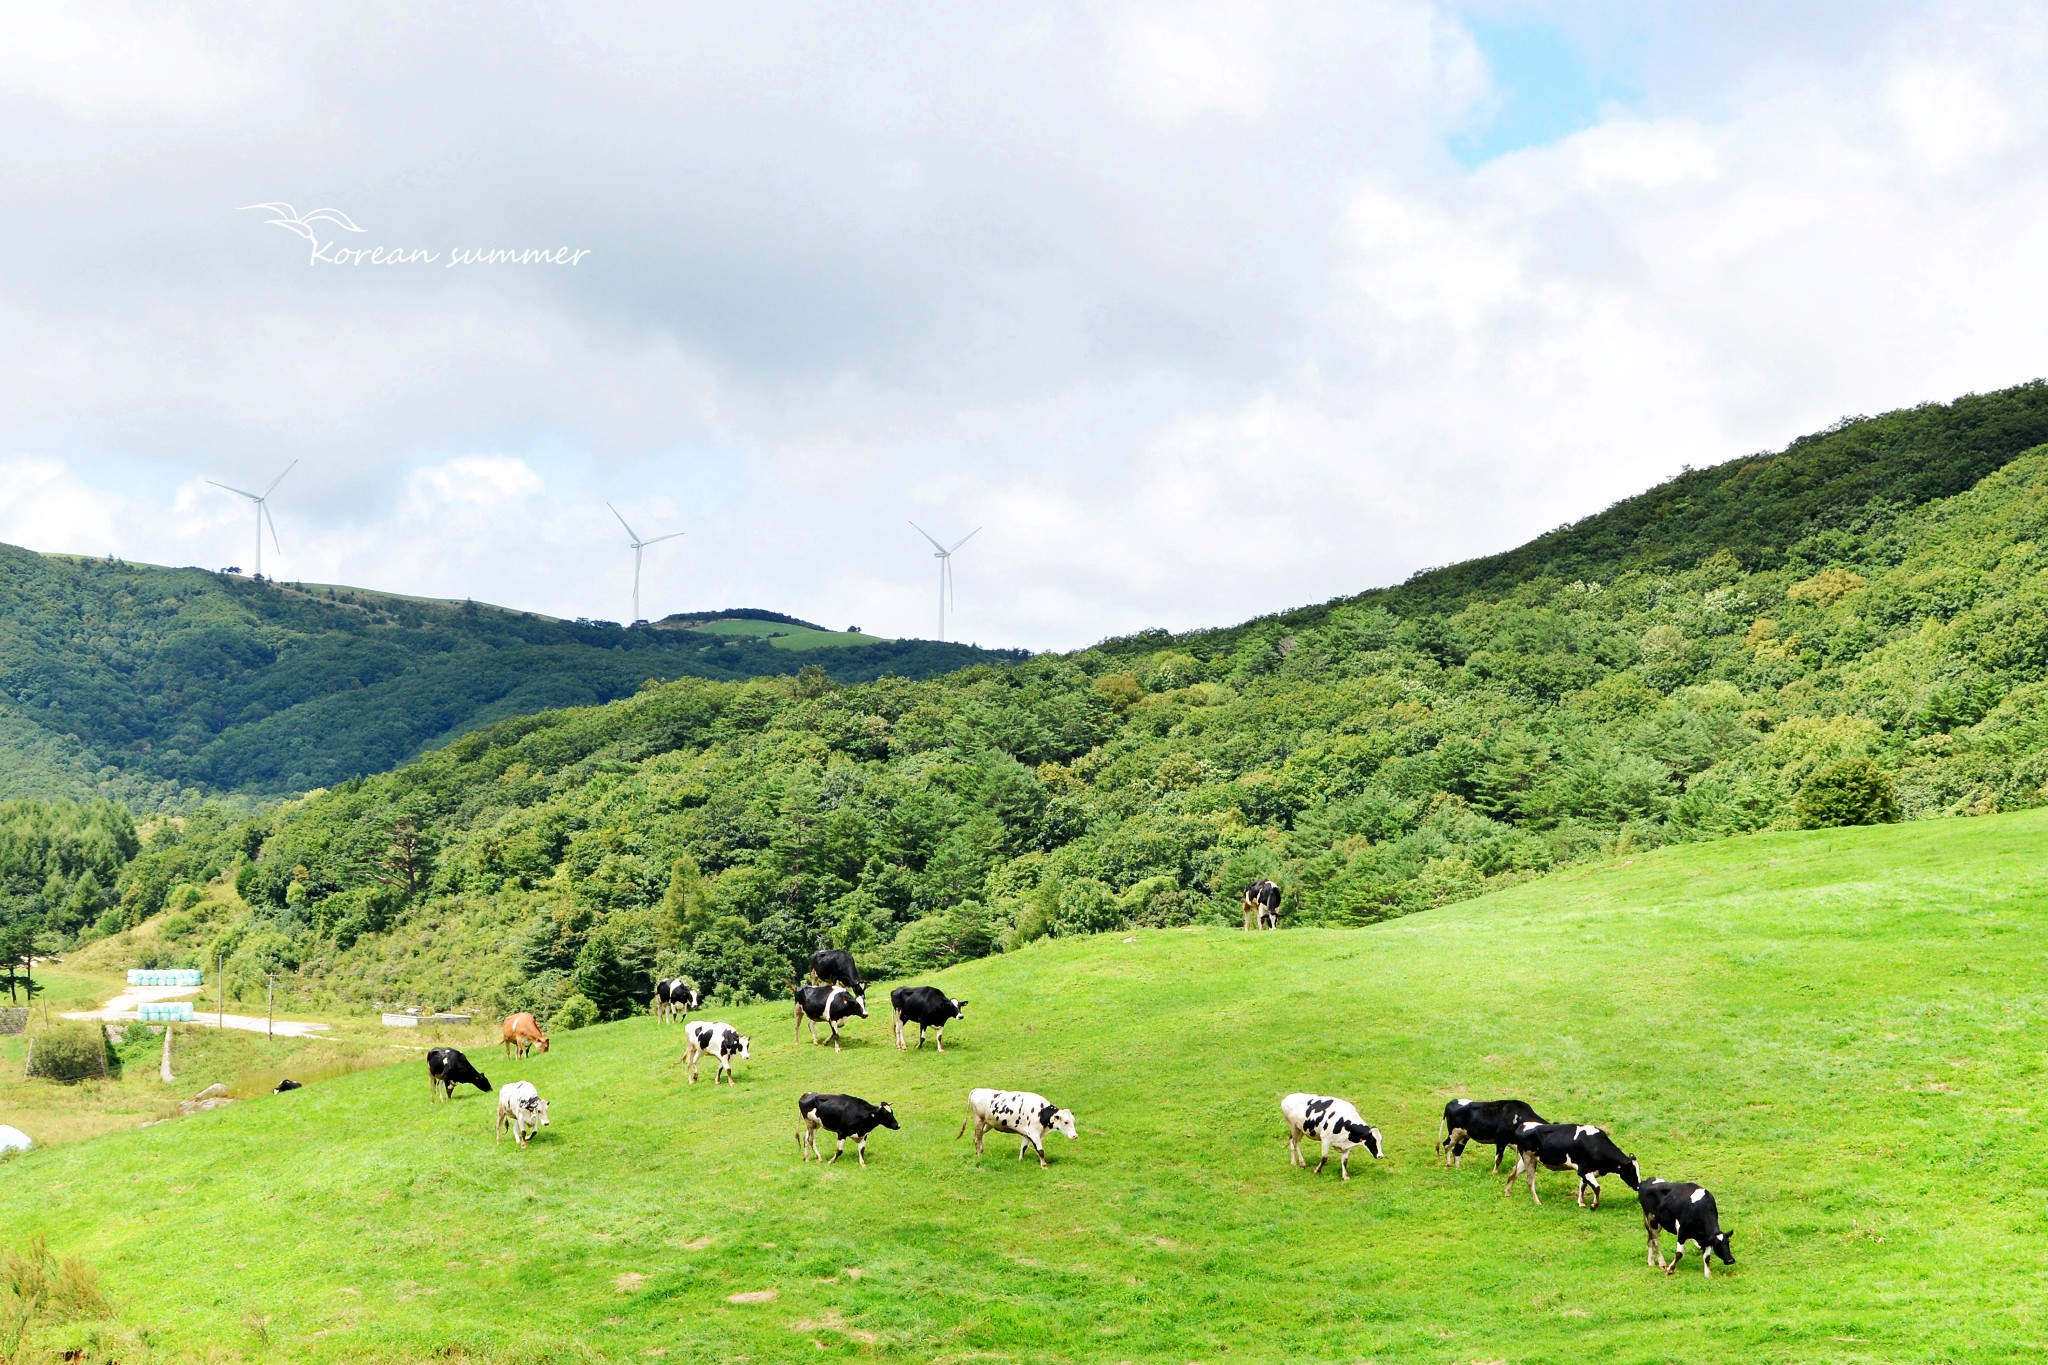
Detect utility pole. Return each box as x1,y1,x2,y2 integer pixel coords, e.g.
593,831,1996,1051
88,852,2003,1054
266,972,276,1040
217,954,226,1028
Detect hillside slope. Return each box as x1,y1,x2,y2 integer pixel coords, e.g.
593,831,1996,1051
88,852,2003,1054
1101,379,2048,655
0,551,1023,802
9,812,2048,1363
63,429,2048,1015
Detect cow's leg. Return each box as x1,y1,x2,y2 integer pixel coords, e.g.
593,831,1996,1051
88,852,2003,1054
1645,1216,1659,1268
1666,1242,1685,1277
830,1021,841,1053
1314,1136,1331,1175
1036,1136,1049,1169
857,1134,868,1167
829,1136,844,1164
1700,1244,1712,1279
1490,1142,1507,1174
1528,1158,1543,1204
1340,1147,1352,1181
893,1010,905,1050
685,1048,698,1083
934,1023,945,1053
1502,1153,1520,1197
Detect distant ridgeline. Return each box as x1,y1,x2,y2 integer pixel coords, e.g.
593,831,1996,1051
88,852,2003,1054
0,556,1024,803
36,381,2048,1023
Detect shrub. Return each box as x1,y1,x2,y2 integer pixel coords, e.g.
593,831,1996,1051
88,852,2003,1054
26,1023,112,1083
550,993,599,1031
1794,757,1901,829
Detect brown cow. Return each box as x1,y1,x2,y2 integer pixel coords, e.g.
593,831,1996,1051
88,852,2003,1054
502,1012,550,1059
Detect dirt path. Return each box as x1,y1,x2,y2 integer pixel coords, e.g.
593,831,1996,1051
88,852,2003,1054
63,985,333,1038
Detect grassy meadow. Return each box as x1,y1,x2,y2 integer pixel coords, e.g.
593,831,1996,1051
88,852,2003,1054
679,617,889,649
8,809,2048,1362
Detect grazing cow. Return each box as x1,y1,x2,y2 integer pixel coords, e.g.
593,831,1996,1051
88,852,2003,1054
796,1092,899,1166
495,1080,549,1147
1242,879,1282,931
273,1078,304,1093
1639,1181,1736,1277
794,984,868,1051
654,978,701,1024
427,1047,492,1099
684,1020,750,1085
502,1012,550,1059
958,1088,1078,1168
890,986,967,1052
1440,1098,1546,1171
1281,1093,1384,1180
1504,1122,1643,1208
807,948,866,1002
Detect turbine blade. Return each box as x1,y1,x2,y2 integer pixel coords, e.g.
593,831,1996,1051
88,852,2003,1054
265,503,282,555
908,521,948,554
608,503,641,543
641,530,685,546
949,527,981,553
207,480,261,500
262,458,298,498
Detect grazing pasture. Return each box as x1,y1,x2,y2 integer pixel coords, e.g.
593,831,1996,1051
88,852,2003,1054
6,811,2048,1362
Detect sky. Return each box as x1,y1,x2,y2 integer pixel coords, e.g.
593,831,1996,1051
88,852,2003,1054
2,1,2044,650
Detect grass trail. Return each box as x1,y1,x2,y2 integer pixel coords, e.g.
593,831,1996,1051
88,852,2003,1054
8,811,2048,1362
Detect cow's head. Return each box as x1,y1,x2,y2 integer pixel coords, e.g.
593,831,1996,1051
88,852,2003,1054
522,1095,549,1127
474,1071,493,1093
1619,1155,1643,1189
877,1102,900,1131
734,1034,751,1059
843,992,869,1019
951,998,968,1018
688,986,702,1009
1050,1108,1078,1140
538,1034,551,1054
1346,1121,1383,1159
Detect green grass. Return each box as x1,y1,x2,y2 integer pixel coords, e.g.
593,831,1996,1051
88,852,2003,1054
8,811,2048,1362
679,617,889,649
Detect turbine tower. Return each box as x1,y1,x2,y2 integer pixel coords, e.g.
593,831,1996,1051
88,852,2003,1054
910,522,979,641
609,503,684,623
206,460,297,578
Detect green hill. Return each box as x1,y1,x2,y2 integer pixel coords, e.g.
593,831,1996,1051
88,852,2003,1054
9,812,2048,1362
0,553,1024,803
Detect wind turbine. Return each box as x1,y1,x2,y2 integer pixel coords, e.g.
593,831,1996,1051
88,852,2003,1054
206,460,297,578
609,504,684,623
910,522,979,641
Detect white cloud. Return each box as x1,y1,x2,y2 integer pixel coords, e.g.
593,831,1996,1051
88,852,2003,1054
2,2,2047,650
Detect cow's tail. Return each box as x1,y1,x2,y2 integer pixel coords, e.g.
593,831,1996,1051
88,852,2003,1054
956,1112,970,1140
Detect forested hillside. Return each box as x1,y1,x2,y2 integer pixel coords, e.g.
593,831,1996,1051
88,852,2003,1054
48,384,2048,1022
0,554,1021,803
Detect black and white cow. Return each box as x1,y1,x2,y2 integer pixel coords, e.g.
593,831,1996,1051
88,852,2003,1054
794,984,868,1051
427,1047,492,1100
1242,879,1282,931
1639,1180,1736,1277
1440,1098,1547,1171
653,977,701,1024
1281,1093,1384,1180
890,986,967,1052
796,1092,899,1166
958,1088,1078,1168
683,1020,750,1085
273,1078,303,1093
1503,1122,1643,1208
807,949,866,1003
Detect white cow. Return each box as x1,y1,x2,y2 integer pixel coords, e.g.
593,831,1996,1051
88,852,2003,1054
957,1088,1078,1168
684,1021,750,1085
496,1080,550,1147
1281,1093,1383,1180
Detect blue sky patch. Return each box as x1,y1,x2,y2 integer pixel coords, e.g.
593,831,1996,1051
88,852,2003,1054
1451,16,1638,166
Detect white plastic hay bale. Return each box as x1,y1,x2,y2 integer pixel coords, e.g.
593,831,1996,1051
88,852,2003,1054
0,1125,29,1154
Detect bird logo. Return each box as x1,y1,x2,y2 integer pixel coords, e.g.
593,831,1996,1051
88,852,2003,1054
237,203,366,244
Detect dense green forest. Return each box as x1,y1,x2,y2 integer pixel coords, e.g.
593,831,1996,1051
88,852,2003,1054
0,555,1021,803
37,384,2048,1022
